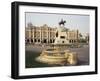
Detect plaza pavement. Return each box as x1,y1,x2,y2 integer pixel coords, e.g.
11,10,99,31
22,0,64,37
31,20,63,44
26,44,89,66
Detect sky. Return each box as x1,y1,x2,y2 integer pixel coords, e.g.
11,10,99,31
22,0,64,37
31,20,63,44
25,12,89,35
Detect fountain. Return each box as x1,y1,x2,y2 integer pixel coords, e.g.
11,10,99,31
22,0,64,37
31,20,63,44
36,19,78,65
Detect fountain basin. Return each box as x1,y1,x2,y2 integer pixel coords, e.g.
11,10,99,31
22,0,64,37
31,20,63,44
36,48,78,65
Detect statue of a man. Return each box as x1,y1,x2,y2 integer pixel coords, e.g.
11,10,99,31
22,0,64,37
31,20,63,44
59,19,66,26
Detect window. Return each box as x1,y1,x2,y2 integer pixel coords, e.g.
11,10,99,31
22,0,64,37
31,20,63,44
60,36,65,39
62,41,64,43
43,39,47,43
50,39,52,43
34,39,37,42
27,39,29,43
31,39,33,43
53,39,55,43
69,40,71,43
56,31,58,37
38,39,40,42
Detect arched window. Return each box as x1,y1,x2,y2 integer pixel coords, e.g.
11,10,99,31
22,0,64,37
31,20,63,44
69,40,71,43
34,39,37,42
27,39,29,43
38,39,40,42
56,31,58,37
53,39,55,43
43,39,47,43
31,39,33,43
62,41,64,43
50,39,52,43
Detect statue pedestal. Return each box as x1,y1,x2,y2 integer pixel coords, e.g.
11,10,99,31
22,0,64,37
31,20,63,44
54,26,69,45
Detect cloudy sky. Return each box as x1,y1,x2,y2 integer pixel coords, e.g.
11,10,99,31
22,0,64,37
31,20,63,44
25,12,89,35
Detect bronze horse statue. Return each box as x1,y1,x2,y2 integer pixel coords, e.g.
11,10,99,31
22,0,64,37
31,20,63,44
59,19,66,26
